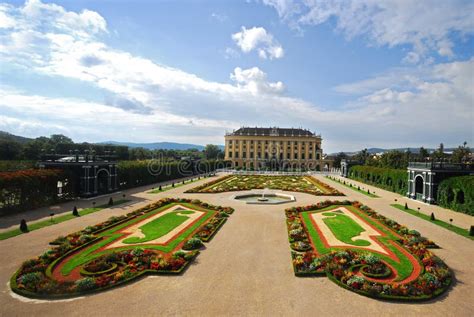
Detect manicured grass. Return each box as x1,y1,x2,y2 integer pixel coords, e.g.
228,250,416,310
325,176,379,197
0,200,130,241
123,209,195,244
302,205,415,281
61,202,215,275
391,204,474,240
148,177,202,193
321,212,370,246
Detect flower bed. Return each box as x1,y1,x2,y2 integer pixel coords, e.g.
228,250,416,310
10,198,234,299
285,200,452,301
186,175,343,196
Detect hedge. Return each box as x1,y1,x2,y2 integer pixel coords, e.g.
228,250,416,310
118,160,228,189
0,169,74,214
347,165,407,195
437,176,474,215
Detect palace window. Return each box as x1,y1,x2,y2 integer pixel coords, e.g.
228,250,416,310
243,152,247,158
294,153,298,159
309,153,313,159
287,153,290,159
235,152,239,158
265,153,269,159
316,153,320,160
228,152,233,158
302,153,305,160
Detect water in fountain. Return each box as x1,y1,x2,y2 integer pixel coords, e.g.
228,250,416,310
258,188,269,201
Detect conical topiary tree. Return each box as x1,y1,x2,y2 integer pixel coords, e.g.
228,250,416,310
108,197,114,206
159,185,162,191
20,219,28,232
404,202,408,210
430,213,436,221
72,206,79,217
469,226,474,236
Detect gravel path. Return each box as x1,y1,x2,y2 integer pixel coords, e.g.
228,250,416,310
0,173,472,316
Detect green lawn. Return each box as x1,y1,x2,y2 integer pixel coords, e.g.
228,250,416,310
123,209,195,244
391,204,474,240
0,200,130,241
302,205,415,281
321,212,370,246
60,202,214,275
325,176,379,197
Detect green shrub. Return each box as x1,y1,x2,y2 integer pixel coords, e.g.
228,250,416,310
182,238,203,250
437,176,474,215
19,219,28,232
75,277,96,291
347,165,407,195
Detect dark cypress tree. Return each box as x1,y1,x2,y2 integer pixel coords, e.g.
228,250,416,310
72,206,79,216
404,202,408,210
20,219,28,232
108,197,114,206
469,226,474,236
430,213,436,221
159,185,162,191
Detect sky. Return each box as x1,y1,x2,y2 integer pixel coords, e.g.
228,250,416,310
0,0,473,153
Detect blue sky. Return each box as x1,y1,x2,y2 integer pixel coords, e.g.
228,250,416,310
0,0,473,152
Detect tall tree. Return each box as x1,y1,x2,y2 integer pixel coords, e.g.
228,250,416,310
203,144,221,160
451,142,471,163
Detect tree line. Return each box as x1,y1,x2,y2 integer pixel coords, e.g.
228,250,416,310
0,133,224,163
332,142,472,170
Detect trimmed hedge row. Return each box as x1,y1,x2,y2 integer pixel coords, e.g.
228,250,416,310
118,160,227,189
347,165,407,195
437,176,474,215
0,169,74,214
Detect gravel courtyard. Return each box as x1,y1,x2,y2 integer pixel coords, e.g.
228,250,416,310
0,174,472,316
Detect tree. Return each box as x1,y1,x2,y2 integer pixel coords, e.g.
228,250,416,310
432,143,446,161
353,149,369,164
0,140,22,160
49,134,73,145
333,152,347,168
203,144,221,160
378,150,408,169
451,142,471,163
418,147,429,160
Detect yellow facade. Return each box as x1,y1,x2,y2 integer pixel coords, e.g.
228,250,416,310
224,127,330,170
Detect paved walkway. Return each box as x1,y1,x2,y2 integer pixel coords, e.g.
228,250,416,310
0,173,472,316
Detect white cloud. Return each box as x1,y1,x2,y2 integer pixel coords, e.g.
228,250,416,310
232,26,284,59
0,0,472,151
230,67,285,95
262,0,474,63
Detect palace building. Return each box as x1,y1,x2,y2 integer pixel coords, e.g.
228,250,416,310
224,127,332,170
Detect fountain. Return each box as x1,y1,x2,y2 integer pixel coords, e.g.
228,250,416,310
233,189,295,205
257,188,269,202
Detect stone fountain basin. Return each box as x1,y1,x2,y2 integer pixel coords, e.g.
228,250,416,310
233,193,296,204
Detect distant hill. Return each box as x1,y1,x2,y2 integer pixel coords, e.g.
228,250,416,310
0,131,32,144
329,147,458,156
100,141,224,151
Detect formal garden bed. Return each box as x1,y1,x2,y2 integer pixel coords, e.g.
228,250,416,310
285,200,452,301
186,175,343,196
10,198,233,299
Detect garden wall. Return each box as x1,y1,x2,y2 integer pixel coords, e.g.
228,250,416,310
436,175,474,215
347,165,407,195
